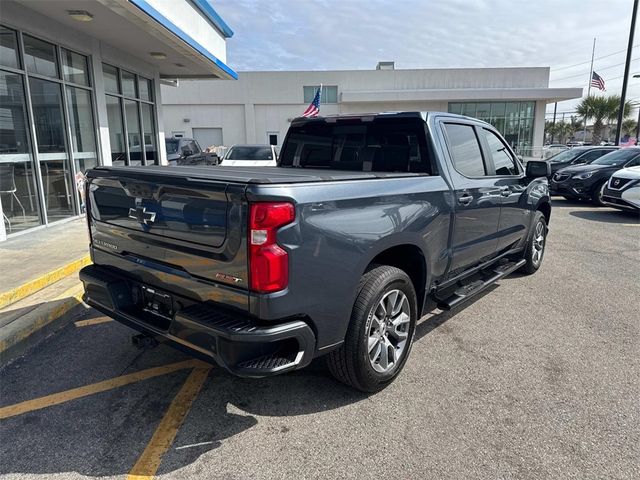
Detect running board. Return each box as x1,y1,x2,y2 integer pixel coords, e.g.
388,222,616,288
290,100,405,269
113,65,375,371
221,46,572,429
435,259,526,311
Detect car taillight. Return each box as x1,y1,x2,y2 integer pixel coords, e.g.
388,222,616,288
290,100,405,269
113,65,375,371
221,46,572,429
248,202,295,293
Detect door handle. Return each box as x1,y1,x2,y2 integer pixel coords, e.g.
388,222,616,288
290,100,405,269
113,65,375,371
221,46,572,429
457,193,473,206
500,187,511,197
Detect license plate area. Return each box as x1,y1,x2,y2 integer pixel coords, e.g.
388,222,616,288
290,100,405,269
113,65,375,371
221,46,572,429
123,284,175,331
141,286,174,319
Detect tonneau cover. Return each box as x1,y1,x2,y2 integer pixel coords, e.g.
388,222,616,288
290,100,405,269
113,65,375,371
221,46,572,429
88,165,423,185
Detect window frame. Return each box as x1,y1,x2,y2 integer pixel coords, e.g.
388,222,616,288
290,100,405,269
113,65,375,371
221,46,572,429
303,85,338,104
441,121,491,179
101,62,157,165
477,126,521,177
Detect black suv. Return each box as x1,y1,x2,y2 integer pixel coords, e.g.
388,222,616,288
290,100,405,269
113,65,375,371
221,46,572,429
165,137,219,166
546,146,618,178
550,148,640,204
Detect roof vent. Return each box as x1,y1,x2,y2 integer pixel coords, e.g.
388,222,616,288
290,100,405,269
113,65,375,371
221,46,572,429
376,61,395,70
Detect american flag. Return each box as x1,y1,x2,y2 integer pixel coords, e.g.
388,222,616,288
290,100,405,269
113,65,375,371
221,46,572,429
302,87,321,117
590,71,605,91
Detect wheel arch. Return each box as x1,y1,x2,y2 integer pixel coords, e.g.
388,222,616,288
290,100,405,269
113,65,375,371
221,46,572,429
363,243,428,315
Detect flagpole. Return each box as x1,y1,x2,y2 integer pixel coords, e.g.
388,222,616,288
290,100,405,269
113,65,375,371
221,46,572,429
614,0,638,146
583,37,596,143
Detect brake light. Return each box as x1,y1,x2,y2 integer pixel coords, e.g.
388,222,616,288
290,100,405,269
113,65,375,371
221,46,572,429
249,202,295,293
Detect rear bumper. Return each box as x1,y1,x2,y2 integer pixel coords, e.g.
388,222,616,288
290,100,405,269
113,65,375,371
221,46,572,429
79,264,316,377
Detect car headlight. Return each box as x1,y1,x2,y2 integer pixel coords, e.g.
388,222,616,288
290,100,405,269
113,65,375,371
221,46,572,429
573,171,595,179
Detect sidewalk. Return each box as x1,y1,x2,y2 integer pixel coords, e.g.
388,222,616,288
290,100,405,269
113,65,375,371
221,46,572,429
0,219,91,364
0,219,90,293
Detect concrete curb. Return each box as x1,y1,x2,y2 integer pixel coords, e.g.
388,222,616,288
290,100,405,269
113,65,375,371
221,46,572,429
0,255,90,310
0,284,86,365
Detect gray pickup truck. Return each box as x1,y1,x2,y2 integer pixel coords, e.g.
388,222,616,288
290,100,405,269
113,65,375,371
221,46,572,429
80,112,551,392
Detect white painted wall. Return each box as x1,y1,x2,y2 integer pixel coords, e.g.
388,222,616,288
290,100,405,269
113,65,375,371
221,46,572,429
162,69,580,149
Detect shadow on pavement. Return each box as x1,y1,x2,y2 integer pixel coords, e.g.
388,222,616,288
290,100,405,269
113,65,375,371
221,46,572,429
0,282,500,478
569,209,639,223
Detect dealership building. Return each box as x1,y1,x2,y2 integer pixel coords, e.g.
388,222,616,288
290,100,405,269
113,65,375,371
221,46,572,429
0,0,236,241
161,63,582,155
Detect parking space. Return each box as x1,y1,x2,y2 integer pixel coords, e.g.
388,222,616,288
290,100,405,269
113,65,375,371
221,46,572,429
1,200,638,480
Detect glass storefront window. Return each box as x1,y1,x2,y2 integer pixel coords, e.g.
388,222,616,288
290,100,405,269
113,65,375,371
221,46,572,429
23,35,58,78
141,103,157,164
66,86,97,211
0,70,42,233
62,49,89,86
0,26,99,236
121,70,137,98
29,77,75,222
124,99,142,165
0,26,19,69
102,64,157,166
448,101,537,153
138,77,153,102
106,95,125,166
102,64,119,94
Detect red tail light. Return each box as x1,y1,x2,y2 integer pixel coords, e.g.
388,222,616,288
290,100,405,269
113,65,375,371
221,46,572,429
249,202,295,293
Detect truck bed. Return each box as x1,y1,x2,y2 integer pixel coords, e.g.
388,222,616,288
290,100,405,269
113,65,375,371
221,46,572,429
89,165,425,184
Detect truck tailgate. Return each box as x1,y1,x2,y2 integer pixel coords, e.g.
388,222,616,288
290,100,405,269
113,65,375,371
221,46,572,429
86,168,249,308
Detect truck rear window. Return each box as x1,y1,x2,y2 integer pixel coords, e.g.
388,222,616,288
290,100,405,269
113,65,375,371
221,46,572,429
279,118,433,173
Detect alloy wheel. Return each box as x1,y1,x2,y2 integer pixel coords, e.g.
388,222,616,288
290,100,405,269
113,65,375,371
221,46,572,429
367,289,411,373
532,220,545,267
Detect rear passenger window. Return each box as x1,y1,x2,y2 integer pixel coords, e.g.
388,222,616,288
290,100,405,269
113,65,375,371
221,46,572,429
443,123,486,177
481,128,518,175
580,149,609,162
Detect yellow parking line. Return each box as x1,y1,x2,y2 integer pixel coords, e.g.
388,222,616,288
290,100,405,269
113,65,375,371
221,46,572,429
128,366,211,479
74,317,114,327
0,359,203,420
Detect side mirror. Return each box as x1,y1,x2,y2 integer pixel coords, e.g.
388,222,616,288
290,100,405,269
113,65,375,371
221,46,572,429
182,149,193,157
573,158,587,165
526,160,551,178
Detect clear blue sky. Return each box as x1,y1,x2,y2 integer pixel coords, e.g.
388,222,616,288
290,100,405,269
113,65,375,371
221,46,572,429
214,0,640,118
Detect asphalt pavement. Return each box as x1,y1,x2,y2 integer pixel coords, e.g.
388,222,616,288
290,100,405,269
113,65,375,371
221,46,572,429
0,199,638,480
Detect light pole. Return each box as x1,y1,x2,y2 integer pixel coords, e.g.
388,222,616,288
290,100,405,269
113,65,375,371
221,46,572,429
634,74,640,143
614,0,638,145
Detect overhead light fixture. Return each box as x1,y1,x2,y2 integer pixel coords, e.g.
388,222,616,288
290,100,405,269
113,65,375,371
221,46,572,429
67,10,94,22
149,52,167,60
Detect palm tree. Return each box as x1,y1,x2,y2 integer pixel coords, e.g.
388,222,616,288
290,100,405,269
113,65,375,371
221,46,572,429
576,95,633,144
622,118,638,136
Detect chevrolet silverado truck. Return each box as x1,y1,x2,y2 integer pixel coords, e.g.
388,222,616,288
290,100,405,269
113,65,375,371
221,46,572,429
80,112,551,392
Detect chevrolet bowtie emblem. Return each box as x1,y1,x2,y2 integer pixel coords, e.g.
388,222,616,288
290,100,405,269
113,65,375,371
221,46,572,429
129,206,156,225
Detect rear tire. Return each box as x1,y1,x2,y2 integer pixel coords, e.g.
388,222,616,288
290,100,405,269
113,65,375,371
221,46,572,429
519,211,547,275
327,265,417,392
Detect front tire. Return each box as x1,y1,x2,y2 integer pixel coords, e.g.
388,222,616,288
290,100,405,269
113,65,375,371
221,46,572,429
519,211,547,275
327,265,417,392
592,181,608,206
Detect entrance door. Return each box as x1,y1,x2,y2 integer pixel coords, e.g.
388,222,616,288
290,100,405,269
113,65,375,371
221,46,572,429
193,128,223,150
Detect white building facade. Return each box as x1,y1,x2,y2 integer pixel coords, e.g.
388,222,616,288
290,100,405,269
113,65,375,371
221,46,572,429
161,65,581,155
0,0,236,241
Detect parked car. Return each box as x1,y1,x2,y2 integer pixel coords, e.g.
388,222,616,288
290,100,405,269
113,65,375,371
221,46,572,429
80,112,551,392
550,148,640,205
602,165,640,212
165,137,219,166
542,144,569,159
546,146,618,178
220,144,278,166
